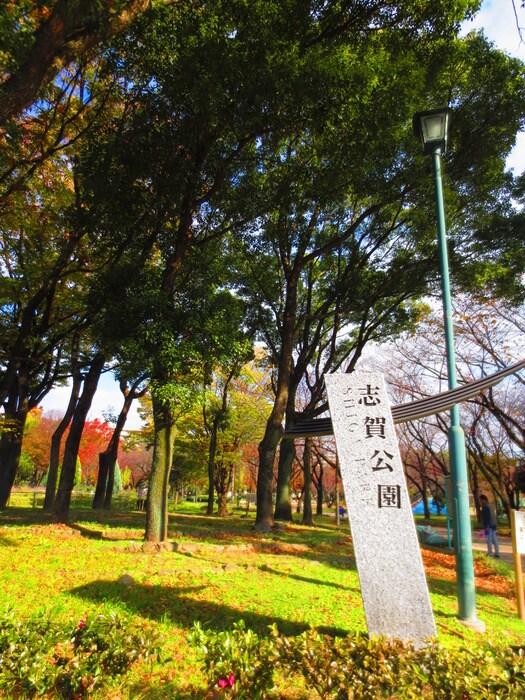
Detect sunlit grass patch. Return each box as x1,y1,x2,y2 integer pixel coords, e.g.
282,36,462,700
0,506,522,696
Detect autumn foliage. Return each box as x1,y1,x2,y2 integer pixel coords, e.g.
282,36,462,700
21,409,117,486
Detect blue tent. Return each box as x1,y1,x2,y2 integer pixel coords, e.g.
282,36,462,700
412,498,447,516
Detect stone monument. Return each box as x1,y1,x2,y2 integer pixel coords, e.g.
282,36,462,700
325,371,436,646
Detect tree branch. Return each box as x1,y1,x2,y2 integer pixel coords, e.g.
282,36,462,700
0,0,151,124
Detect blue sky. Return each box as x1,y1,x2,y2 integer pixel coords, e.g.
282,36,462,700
466,0,523,56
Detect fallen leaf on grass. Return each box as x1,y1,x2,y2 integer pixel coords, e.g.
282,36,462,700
421,549,513,598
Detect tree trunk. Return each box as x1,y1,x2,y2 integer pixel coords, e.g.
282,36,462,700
92,451,110,509
43,368,82,511
145,394,175,543
469,460,480,510
274,391,298,521
53,354,105,522
274,435,295,521
316,460,324,515
256,422,281,530
0,412,28,507
93,376,146,510
0,365,30,507
206,420,218,516
255,277,298,531
421,476,430,520
217,487,228,516
215,460,235,517
103,459,116,509
302,438,313,526
204,371,235,516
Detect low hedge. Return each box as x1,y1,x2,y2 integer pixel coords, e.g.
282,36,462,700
189,621,525,699
0,609,159,698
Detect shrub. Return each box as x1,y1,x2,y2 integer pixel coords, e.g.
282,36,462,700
189,621,525,699
0,609,160,698
188,620,276,698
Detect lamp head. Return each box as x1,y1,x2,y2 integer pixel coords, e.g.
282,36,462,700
413,108,451,155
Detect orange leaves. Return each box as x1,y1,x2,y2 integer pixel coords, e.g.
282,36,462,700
421,548,514,598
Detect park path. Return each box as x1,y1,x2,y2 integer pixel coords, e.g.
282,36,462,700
471,529,519,564
433,526,519,564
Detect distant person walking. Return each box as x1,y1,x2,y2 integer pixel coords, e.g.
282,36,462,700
479,494,500,558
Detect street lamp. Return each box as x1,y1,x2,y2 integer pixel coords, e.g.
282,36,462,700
413,108,485,632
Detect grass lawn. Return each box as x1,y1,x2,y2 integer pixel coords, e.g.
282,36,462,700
0,501,523,698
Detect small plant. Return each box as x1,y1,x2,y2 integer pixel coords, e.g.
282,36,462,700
188,620,276,698
0,609,160,698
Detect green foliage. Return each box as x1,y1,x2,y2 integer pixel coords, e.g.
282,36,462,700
15,452,34,484
75,455,82,486
112,461,123,493
0,609,160,699
120,466,132,489
41,455,81,488
190,622,525,699
0,1,44,75
188,620,276,699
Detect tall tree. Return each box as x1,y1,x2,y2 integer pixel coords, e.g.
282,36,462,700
236,27,525,529
43,341,84,510
92,375,148,509
203,360,269,516
77,0,425,540
0,180,89,507
53,353,105,520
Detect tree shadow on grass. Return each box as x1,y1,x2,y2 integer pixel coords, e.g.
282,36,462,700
177,543,357,571
256,564,361,592
427,576,458,598
69,523,103,539
0,507,48,525
69,522,146,541
69,579,350,639
427,569,514,603
426,571,517,631
168,512,349,548
0,507,350,557
173,549,360,591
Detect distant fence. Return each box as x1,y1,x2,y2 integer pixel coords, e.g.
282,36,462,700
7,490,136,511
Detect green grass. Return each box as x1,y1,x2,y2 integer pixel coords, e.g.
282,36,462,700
0,503,522,698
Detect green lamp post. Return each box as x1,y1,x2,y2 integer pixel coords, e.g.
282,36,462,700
413,108,485,631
